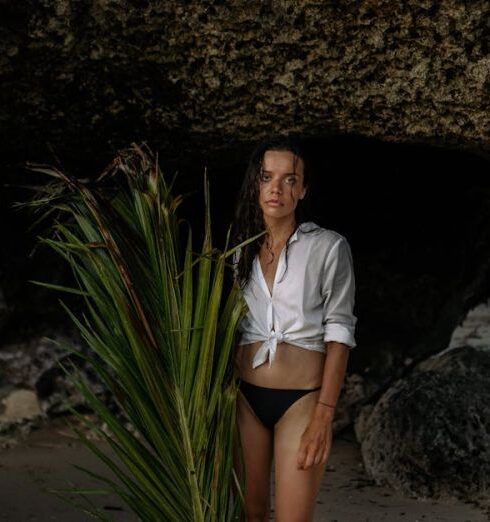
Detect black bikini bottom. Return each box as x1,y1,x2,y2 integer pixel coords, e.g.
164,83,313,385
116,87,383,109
236,378,322,431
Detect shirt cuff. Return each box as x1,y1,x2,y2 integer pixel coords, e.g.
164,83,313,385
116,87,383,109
323,323,356,348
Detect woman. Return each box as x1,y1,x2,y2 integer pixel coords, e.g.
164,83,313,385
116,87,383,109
231,135,357,521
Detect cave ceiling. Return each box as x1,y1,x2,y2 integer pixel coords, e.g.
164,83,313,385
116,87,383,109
0,0,489,171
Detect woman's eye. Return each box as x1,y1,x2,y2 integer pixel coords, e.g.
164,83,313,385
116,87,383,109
285,177,296,184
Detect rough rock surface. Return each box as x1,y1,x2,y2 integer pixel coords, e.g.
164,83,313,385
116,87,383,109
1,0,490,165
446,297,490,351
0,389,41,420
0,330,107,414
357,346,490,501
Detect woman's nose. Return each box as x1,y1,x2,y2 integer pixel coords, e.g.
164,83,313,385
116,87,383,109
270,179,282,193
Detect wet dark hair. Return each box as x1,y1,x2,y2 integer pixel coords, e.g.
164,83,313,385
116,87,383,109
231,134,314,289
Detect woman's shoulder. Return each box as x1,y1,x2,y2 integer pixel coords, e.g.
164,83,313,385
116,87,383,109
298,222,347,246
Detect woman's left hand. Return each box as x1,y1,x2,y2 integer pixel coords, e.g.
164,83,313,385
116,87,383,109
296,415,333,470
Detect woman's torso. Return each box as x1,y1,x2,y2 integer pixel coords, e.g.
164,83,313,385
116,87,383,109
235,340,325,388
235,231,326,389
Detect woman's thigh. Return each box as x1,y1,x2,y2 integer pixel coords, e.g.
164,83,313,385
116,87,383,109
273,389,327,522
236,391,274,520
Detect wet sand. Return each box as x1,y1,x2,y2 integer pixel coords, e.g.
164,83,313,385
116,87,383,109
0,417,488,522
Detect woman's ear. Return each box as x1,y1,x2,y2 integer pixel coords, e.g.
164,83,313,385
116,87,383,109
300,186,308,200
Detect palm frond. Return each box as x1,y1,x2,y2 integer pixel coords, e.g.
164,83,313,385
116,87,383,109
19,143,250,521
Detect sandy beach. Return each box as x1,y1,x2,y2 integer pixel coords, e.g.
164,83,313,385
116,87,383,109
0,416,488,522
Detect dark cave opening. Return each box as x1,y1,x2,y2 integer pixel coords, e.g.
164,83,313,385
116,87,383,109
175,134,490,374
1,134,490,377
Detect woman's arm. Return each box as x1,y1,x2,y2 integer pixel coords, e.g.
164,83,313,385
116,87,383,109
297,235,357,470
296,341,350,470
315,341,350,422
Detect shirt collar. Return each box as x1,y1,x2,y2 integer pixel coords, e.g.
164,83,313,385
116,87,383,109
288,221,319,245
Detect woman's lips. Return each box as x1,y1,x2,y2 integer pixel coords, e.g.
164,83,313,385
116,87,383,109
265,200,282,207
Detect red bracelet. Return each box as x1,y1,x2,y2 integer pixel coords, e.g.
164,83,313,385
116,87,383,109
317,400,336,409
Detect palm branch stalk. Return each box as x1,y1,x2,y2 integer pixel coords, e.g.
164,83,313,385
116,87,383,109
17,143,261,521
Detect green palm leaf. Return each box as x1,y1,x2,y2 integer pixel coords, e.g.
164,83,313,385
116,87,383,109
18,143,263,521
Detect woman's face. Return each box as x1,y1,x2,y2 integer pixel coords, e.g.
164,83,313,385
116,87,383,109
258,149,307,222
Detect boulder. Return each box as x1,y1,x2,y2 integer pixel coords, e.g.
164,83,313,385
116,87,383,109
445,298,490,352
357,346,490,501
0,388,42,421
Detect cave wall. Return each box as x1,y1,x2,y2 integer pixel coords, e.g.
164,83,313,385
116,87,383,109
1,0,490,167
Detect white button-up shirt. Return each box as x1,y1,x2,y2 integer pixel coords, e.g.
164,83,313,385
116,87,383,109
234,222,357,369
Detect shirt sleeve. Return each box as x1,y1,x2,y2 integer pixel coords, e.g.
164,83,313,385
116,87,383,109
321,236,357,348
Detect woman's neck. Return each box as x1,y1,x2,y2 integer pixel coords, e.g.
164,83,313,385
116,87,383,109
263,216,297,246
